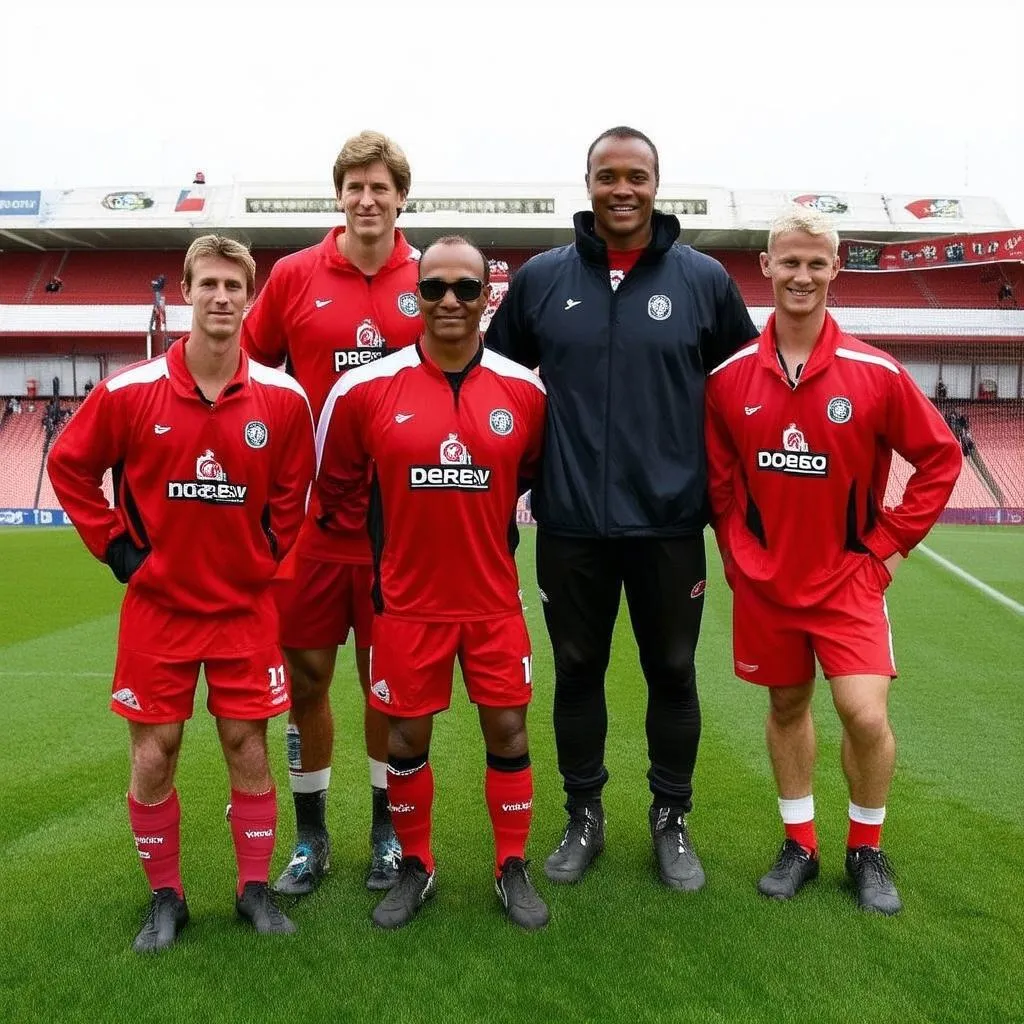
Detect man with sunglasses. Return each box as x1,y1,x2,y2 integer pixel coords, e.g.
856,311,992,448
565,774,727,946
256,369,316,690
486,126,758,892
316,236,548,930
244,131,422,896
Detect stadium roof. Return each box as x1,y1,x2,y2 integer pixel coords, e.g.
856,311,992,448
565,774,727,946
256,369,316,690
0,181,1015,251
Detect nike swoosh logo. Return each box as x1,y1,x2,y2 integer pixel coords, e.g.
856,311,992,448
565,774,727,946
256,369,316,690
394,413,415,423
744,406,762,416
564,299,582,310
154,425,172,434
736,661,759,672
314,298,332,308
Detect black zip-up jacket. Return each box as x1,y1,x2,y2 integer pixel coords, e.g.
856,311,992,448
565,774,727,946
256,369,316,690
485,210,758,538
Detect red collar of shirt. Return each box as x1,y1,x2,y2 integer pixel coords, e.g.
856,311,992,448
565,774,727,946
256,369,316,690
166,336,250,402
607,247,645,275
320,227,415,275
759,311,842,386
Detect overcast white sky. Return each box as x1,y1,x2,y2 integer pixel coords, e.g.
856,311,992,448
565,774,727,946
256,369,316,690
2,0,1022,222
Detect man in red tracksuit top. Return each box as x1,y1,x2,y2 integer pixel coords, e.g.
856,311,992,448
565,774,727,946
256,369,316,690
316,236,549,931
243,130,421,895
705,208,961,915
48,236,315,953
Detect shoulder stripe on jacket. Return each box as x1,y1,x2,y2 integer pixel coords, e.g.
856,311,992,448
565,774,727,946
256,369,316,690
835,347,900,374
315,346,421,470
106,356,169,392
481,349,546,394
708,342,759,376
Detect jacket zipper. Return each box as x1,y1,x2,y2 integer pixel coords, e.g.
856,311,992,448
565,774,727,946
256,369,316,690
603,279,619,536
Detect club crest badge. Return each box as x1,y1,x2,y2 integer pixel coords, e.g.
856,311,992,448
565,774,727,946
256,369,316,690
397,292,420,317
827,397,853,424
244,420,268,448
648,294,672,321
489,408,514,436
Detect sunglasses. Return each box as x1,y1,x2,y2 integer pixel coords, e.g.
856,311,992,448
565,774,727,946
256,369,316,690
417,277,484,303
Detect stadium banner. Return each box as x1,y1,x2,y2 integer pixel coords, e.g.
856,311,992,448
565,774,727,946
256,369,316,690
0,190,41,216
243,196,556,215
0,508,72,527
842,230,1024,271
733,189,891,228
888,194,1008,228
937,507,1024,526
30,186,211,223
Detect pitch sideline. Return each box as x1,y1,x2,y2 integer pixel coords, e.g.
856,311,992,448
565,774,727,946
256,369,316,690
917,543,1024,617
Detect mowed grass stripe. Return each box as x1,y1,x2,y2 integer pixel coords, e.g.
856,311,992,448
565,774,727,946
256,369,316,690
0,527,1021,1023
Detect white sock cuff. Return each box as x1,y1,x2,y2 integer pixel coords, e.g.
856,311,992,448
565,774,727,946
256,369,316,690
778,795,815,824
369,758,388,790
849,802,886,825
289,767,331,794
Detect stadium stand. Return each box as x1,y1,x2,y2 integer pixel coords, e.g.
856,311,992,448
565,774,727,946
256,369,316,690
0,407,46,506
5,248,1018,311
967,403,1024,505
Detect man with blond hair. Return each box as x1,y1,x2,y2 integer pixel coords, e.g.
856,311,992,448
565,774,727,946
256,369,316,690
244,131,422,895
48,235,316,951
704,208,961,914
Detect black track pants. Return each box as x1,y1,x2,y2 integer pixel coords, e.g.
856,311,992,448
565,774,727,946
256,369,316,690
535,531,706,810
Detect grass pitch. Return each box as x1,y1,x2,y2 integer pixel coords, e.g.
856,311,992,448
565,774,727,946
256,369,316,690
0,525,1021,1024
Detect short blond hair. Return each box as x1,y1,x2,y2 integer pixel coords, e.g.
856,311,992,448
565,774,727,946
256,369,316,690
767,207,840,257
182,235,256,297
332,130,411,196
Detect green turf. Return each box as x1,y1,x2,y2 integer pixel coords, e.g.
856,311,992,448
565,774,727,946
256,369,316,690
919,525,1024,604
1,526,1021,1024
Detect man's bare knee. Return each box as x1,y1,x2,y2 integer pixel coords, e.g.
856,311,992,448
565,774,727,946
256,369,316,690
768,683,814,727
284,646,335,705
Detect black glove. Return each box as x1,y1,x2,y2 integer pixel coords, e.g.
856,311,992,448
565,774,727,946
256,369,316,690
104,534,150,584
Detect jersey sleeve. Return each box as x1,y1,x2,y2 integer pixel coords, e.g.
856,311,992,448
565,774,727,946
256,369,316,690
864,368,963,559
485,268,540,369
314,378,371,535
267,390,315,561
242,267,288,368
46,384,130,560
518,382,547,488
701,273,759,372
703,379,742,585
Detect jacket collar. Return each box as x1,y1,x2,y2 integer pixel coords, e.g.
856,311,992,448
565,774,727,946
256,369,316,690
572,209,680,267
166,336,250,402
320,227,416,274
758,311,842,386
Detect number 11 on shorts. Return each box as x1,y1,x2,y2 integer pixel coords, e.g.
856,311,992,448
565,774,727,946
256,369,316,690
522,655,532,686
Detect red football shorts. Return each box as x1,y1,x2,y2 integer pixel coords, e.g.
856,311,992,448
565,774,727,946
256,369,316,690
275,555,374,651
110,644,291,723
367,613,533,717
732,555,897,687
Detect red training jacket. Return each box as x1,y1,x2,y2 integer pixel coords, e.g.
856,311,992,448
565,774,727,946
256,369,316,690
47,338,315,655
316,343,546,621
243,228,422,564
705,313,961,607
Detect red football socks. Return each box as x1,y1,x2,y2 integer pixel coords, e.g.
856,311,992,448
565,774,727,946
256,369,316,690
485,763,534,875
784,820,819,855
847,818,884,850
229,788,278,895
387,759,435,873
128,789,183,898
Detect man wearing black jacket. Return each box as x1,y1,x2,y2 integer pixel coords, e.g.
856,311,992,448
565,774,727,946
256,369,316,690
485,126,757,891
